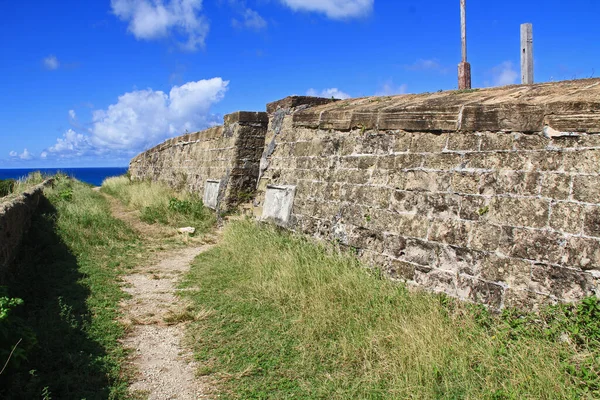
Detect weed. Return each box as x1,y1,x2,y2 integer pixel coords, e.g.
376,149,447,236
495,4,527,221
478,205,490,216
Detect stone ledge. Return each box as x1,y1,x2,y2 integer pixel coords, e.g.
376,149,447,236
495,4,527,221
267,96,339,114
224,111,269,125
291,79,600,134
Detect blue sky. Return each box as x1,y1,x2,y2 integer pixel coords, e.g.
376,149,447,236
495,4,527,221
1,0,599,168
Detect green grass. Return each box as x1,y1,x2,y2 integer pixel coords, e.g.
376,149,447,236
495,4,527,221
101,176,215,233
0,171,49,198
1,175,145,399
181,220,599,399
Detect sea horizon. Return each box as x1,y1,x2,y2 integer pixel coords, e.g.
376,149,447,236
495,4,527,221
0,167,129,187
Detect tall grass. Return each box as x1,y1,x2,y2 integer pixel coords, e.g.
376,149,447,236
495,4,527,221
182,221,599,399
1,175,143,399
0,171,48,198
101,176,215,232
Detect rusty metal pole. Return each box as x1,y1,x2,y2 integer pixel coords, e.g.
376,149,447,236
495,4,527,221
458,0,472,89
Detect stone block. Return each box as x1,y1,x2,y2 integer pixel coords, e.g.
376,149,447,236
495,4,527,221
469,223,502,252
530,264,594,300
480,132,514,151
451,172,481,194
387,259,416,280
572,175,600,203
262,185,296,226
203,180,221,209
390,213,430,238
382,234,407,258
394,154,424,169
479,254,531,289
428,219,471,247
494,171,540,196
563,237,600,270
422,153,463,170
488,197,549,229
438,246,483,276
540,173,571,200
563,149,600,174
549,202,583,234
404,171,451,193
414,269,456,296
584,206,600,238
510,229,564,264
513,133,548,150
503,289,555,311
392,130,412,152
410,132,448,153
459,195,489,221
457,276,504,309
447,133,480,152
347,226,385,253
404,239,439,266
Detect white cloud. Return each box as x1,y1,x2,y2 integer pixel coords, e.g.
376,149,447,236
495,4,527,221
9,151,17,157
19,149,33,160
306,87,351,99
45,78,228,159
375,81,408,96
280,0,373,19
69,109,76,120
40,152,48,159
111,0,209,50
490,61,518,86
405,58,447,73
232,8,267,30
43,55,60,70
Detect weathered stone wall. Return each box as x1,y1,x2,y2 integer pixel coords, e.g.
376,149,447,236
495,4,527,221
0,180,53,277
130,111,268,210
254,80,600,310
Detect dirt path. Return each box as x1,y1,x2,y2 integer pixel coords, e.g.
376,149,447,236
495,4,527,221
105,194,217,399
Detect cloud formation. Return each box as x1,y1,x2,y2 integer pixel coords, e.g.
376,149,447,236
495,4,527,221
280,0,373,19
375,81,408,96
405,58,447,74
490,61,518,86
9,149,33,160
45,78,228,160
232,8,267,30
111,0,209,50
43,55,60,70
306,87,351,99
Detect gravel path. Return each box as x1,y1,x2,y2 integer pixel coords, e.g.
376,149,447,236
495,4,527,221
104,193,216,399
120,246,211,399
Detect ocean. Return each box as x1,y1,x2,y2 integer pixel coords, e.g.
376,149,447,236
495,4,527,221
0,167,129,187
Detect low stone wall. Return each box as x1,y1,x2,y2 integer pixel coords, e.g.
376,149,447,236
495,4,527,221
254,80,600,310
0,180,53,277
130,111,268,211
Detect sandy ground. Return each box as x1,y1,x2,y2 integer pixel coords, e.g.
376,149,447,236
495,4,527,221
105,193,216,399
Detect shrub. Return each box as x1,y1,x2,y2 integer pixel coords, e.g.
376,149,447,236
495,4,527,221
0,179,15,197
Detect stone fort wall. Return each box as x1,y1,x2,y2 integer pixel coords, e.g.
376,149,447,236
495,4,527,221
131,79,600,310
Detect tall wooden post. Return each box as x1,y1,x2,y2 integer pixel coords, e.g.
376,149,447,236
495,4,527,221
521,23,534,84
458,0,471,89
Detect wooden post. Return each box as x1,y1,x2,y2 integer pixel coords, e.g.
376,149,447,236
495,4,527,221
521,23,534,84
458,0,471,89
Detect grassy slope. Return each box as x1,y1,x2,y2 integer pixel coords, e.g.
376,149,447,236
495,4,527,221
1,176,144,399
181,221,599,399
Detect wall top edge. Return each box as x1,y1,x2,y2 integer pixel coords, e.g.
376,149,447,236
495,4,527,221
290,78,600,134
266,96,340,114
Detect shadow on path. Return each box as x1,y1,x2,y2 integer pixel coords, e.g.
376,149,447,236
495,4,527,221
1,196,113,400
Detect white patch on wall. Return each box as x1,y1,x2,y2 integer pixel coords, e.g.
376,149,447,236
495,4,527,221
203,179,221,209
262,185,296,226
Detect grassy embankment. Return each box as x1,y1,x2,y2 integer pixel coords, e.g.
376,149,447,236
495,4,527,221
1,174,216,399
101,176,215,232
180,221,600,399
0,171,47,197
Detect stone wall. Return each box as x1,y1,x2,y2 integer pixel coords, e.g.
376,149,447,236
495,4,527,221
253,79,600,310
0,180,53,277
130,111,268,211
130,79,600,310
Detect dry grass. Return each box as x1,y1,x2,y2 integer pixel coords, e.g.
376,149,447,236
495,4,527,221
181,220,598,399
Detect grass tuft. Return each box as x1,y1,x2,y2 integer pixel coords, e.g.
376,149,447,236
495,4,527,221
181,220,600,399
